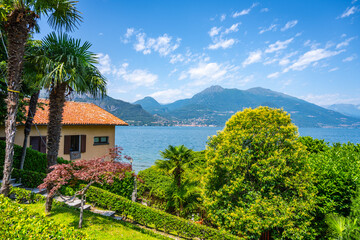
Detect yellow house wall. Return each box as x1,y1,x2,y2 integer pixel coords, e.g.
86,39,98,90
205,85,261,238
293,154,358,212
0,125,117,161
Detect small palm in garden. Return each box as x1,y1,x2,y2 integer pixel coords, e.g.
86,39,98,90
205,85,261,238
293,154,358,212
156,145,192,216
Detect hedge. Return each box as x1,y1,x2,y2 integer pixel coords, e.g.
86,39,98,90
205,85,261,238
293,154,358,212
0,166,47,188
0,194,87,239
9,185,45,203
86,186,239,240
0,140,68,173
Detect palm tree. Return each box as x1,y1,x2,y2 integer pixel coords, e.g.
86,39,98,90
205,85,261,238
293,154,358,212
0,0,81,196
156,145,192,216
33,32,106,212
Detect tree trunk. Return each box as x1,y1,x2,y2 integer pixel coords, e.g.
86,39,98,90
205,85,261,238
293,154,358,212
45,83,67,211
79,193,85,228
1,8,34,196
20,90,40,170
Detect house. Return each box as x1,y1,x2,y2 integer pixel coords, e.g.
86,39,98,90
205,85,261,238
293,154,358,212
0,100,128,161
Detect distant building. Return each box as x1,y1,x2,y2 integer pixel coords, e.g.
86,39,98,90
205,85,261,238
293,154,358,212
0,100,128,161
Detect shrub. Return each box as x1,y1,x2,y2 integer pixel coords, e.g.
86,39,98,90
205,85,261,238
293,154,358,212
0,194,87,239
298,136,329,153
203,107,317,239
9,186,45,203
0,167,47,188
309,142,360,236
86,186,239,240
95,171,135,199
0,140,67,173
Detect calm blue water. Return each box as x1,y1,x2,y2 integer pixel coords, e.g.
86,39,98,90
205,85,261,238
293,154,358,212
115,126,360,172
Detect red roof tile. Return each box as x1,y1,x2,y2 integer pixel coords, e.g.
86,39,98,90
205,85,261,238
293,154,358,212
29,100,128,126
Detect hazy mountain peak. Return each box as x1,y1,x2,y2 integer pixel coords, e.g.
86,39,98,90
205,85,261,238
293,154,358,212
201,85,224,94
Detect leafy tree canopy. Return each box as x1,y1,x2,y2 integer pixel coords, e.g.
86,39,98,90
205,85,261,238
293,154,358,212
203,107,317,239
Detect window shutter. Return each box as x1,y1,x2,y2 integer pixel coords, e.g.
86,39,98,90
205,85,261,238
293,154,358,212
40,136,47,154
81,135,86,153
64,135,71,154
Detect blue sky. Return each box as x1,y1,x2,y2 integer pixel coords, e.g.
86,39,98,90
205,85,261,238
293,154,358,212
35,0,360,106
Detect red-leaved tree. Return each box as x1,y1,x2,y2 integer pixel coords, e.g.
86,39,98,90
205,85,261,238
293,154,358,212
39,147,133,228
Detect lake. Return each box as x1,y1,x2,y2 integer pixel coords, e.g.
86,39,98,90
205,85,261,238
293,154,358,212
115,126,360,172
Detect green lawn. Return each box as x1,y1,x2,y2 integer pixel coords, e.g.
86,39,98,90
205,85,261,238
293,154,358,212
25,202,170,240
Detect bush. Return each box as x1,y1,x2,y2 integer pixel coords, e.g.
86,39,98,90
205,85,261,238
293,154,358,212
86,186,239,240
0,167,47,188
95,171,135,199
0,194,87,239
204,107,317,239
9,186,45,203
0,140,67,173
298,136,329,153
309,142,360,236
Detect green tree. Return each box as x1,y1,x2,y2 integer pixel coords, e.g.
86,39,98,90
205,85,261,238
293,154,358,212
32,32,106,212
0,0,81,196
203,107,317,239
156,145,192,216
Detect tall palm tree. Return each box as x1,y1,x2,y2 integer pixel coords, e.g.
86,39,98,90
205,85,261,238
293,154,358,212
0,0,81,196
33,32,106,212
156,145,192,216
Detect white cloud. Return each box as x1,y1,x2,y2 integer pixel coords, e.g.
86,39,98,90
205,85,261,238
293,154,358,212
281,20,298,31
169,54,185,64
208,38,236,50
329,67,339,72
220,14,226,21
122,69,158,87
224,23,240,34
96,53,158,87
132,31,181,56
265,38,294,53
261,8,269,12
125,28,135,38
267,72,280,79
300,93,357,105
339,6,358,18
279,51,298,66
209,26,222,37
284,48,344,72
150,89,186,103
97,53,112,75
188,62,227,81
259,24,277,34
239,75,254,86
343,55,356,62
336,37,356,49
304,40,321,49
233,3,258,18
242,50,262,67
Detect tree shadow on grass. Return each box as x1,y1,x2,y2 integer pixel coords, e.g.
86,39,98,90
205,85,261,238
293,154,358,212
47,204,171,239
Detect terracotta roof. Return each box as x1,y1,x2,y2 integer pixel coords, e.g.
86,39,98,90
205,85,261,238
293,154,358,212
28,100,128,126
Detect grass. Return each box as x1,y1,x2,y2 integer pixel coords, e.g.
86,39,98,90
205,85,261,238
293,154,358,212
25,202,171,240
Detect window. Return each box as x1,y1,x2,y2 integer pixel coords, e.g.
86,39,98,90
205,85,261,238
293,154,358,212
29,136,47,153
64,135,86,155
94,136,109,145
70,135,80,152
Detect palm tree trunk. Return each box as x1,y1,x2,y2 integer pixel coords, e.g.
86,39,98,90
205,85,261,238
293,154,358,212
20,90,40,170
0,8,33,196
45,83,66,212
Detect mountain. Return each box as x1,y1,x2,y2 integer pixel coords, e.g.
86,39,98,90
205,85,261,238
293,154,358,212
325,104,360,119
71,94,161,126
137,86,360,128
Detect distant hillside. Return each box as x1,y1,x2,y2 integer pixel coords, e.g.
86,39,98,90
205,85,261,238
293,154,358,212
325,104,360,119
72,94,161,126
136,86,360,128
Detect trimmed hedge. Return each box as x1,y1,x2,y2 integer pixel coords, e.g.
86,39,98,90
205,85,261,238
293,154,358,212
0,167,47,188
86,186,239,240
9,185,45,203
0,140,68,173
0,194,87,239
